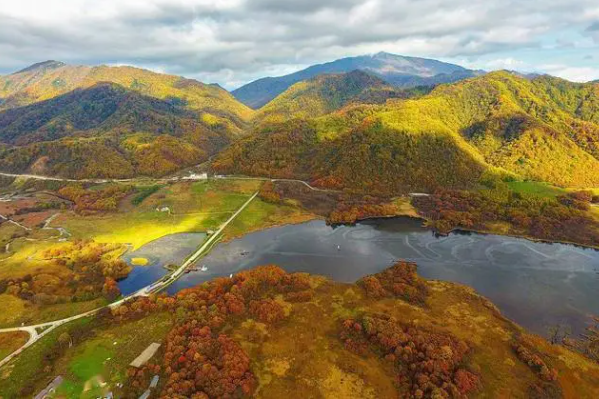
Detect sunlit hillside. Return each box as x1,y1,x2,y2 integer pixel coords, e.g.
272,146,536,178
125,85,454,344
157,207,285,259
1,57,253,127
0,83,238,178
0,61,255,132
214,71,599,193
254,70,409,125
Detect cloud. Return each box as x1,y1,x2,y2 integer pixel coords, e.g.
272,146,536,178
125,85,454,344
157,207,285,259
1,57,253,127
0,0,598,88
587,21,599,43
541,64,599,82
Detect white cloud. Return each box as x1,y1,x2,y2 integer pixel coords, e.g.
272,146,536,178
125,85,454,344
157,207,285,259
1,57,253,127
0,0,597,88
541,64,599,82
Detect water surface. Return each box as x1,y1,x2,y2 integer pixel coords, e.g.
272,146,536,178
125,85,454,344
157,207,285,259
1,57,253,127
118,232,206,295
168,218,599,335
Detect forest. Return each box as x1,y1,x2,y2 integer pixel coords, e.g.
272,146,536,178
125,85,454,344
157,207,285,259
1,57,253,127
0,239,129,306
215,71,599,193
83,262,598,398
413,186,599,247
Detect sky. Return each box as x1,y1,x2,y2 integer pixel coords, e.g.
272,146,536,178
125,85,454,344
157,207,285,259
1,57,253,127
0,0,598,89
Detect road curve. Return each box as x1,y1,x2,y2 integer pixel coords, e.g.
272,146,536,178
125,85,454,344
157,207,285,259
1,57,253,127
0,191,259,369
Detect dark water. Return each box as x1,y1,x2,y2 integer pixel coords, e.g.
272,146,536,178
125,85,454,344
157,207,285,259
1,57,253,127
165,218,599,336
118,233,206,295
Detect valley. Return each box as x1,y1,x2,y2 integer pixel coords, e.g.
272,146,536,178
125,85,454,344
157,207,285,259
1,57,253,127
0,53,598,398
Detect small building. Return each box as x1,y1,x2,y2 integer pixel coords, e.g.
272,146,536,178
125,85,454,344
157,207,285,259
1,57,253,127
182,173,208,180
130,343,161,368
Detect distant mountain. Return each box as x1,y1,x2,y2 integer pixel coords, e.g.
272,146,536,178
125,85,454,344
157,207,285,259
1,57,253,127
0,83,237,178
14,60,67,74
0,60,254,133
215,71,599,194
232,52,481,109
255,70,411,125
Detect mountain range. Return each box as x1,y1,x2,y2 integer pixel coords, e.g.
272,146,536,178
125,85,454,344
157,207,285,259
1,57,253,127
0,54,598,193
232,52,482,108
215,71,599,194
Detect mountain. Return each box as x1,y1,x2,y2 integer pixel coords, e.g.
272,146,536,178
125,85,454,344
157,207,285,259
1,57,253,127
232,52,481,109
254,70,410,125
0,61,254,132
214,71,599,194
0,83,238,178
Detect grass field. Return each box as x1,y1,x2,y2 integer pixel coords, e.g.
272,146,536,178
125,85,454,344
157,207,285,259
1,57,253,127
0,331,28,361
0,294,107,329
57,180,261,250
506,181,566,197
223,198,316,240
53,312,173,398
0,317,93,399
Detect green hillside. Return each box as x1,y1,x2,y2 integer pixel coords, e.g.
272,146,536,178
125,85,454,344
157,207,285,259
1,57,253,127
214,71,599,193
0,83,236,178
254,70,406,124
0,61,254,133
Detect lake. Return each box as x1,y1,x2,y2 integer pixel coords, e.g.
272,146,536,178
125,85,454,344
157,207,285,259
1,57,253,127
166,218,599,336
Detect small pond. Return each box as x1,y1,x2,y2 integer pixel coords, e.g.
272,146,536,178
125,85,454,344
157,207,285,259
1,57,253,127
118,232,206,295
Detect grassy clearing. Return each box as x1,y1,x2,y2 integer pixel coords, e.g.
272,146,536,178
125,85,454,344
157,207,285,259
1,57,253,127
506,181,566,197
57,180,258,250
0,295,107,329
223,198,315,240
0,317,93,399
0,331,28,360
0,295,27,326
53,312,173,398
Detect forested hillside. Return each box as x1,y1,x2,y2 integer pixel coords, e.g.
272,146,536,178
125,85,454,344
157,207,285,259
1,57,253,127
255,70,407,125
0,83,236,178
0,60,254,133
214,71,599,193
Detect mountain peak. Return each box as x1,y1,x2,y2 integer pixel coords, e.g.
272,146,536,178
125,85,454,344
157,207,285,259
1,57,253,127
14,60,67,74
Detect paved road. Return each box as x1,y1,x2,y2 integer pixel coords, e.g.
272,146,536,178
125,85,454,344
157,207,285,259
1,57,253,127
0,191,259,369
0,171,333,192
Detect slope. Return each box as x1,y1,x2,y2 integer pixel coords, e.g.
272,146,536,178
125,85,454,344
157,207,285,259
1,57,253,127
0,61,254,133
232,52,480,108
215,71,599,193
254,70,407,125
0,83,236,178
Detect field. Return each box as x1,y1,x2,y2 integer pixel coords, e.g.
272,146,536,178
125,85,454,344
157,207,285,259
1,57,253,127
53,312,172,398
0,318,93,398
0,331,28,360
57,180,262,250
223,198,316,240
505,181,566,198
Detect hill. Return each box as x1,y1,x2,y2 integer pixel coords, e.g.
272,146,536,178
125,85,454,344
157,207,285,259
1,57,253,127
254,70,410,125
214,71,599,194
0,83,237,178
0,61,254,133
5,262,599,397
232,52,480,108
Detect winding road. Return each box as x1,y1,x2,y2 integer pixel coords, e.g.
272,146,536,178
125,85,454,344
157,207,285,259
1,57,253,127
0,190,259,369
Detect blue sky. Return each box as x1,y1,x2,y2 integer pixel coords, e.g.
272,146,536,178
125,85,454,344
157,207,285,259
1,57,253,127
0,0,597,88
